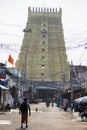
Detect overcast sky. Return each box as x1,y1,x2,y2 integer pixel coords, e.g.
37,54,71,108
0,0,87,67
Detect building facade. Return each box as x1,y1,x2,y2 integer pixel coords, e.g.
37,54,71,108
16,7,70,83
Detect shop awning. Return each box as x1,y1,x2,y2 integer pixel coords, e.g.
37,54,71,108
35,86,58,90
0,85,8,90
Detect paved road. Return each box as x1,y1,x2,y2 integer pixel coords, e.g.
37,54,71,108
0,103,87,130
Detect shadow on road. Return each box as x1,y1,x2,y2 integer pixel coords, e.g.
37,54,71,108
16,127,28,130
0,112,7,115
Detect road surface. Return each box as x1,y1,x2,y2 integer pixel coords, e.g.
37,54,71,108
0,103,87,130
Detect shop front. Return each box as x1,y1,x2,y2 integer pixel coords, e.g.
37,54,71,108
0,85,8,110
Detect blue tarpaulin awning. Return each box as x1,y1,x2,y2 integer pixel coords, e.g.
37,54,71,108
0,85,8,90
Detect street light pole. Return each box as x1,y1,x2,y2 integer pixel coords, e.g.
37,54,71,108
70,63,73,105
32,80,34,99
23,29,31,90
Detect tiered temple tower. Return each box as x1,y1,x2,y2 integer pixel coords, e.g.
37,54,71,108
16,7,70,82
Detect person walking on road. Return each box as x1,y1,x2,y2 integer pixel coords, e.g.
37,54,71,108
19,98,31,128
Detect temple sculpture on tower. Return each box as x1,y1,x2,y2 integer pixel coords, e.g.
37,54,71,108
16,7,70,83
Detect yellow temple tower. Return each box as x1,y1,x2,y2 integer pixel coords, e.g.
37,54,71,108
16,7,70,83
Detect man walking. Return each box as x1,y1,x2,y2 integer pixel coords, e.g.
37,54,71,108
19,98,31,128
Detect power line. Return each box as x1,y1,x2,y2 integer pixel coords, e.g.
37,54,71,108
0,22,87,41
0,33,22,37
0,22,87,51
0,22,24,28
0,43,21,53
0,41,87,52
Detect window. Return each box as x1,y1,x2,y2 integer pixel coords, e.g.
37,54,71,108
43,24,46,27
43,17,46,21
43,41,45,44
43,28,46,31
43,35,45,38
41,73,44,79
42,64,44,69
42,48,45,52
41,56,44,61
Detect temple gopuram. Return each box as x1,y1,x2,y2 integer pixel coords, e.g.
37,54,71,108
16,7,70,99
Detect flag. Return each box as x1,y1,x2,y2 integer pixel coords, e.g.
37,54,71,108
8,55,14,66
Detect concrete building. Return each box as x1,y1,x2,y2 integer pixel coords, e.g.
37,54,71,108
0,65,23,110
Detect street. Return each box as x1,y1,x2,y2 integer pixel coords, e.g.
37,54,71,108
0,103,87,130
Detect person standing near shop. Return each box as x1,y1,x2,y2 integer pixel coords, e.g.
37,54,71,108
19,98,31,128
